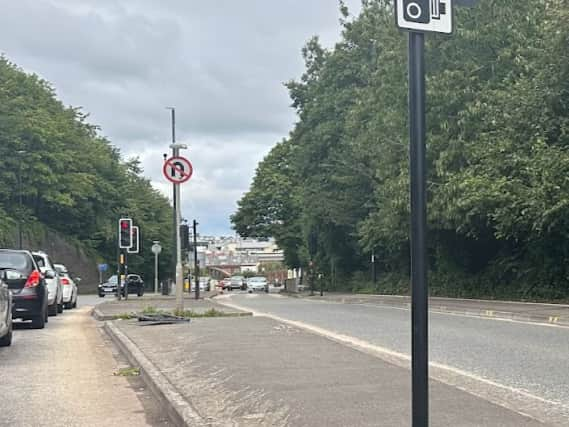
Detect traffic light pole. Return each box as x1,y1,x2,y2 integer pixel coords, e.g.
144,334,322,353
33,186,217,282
124,252,128,300
193,220,199,300
408,31,428,427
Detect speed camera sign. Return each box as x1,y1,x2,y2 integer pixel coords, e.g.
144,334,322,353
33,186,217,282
395,0,453,34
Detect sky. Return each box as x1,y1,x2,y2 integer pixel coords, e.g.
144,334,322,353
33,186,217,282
0,0,362,235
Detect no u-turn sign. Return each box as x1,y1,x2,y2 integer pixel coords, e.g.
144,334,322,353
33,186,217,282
163,156,193,184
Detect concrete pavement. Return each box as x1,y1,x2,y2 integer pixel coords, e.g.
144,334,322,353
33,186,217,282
0,304,173,427
215,293,569,425
97,296,554,426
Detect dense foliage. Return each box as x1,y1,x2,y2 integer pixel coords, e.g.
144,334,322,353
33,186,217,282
0,57,173,281
233,0,569,300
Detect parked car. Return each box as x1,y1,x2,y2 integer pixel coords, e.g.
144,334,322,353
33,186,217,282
199,276,211,292
220,277,232,290
0,249,48,329
247,276,268,293
124,274,145,297
229,275,246,291
98,275,118,297
53,263,78,309
32,251,63,316
0,271,13,346
190,280,206,292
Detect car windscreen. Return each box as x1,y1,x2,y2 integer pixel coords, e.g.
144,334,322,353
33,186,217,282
0,251,32,273
107,275,118,284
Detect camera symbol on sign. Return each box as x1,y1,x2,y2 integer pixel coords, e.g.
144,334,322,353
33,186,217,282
403,0,447,24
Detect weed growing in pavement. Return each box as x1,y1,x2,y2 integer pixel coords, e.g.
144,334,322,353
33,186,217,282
114,367,140,376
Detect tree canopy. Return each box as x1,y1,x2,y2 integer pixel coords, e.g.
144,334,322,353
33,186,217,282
0,56,173,281
232,0,569,300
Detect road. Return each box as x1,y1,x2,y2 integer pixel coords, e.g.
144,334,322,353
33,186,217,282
0,295,173,427
221,293,569,414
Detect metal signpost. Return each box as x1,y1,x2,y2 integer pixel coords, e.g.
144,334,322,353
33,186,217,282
97,263,108,287
163,154,194,312
394,1,453,426
151,241,162,294
394,1,477,424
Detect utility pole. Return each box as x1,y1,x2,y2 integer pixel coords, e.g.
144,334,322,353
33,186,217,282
193,220,199,300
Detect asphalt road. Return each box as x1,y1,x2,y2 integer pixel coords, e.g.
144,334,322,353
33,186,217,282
224,294,569,410
0,297,173,427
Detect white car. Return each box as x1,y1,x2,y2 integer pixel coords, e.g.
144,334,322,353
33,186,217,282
247,277,268,292
32,251,63,316
54,264,78,309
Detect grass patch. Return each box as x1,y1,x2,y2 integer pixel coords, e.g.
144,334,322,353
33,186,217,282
114,367,140,377
113,312,137,320
173,308,232,318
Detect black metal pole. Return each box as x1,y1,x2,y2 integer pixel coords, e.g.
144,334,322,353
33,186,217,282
371,250,377,289
409,32,428,427
193,220,199,300
117,250,123,301
124,252,128,300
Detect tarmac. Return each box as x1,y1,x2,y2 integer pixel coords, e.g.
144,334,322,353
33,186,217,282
290,292,569,326
95,296,554,426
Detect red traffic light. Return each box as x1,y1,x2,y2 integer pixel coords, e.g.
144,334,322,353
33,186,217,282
120,221,130,229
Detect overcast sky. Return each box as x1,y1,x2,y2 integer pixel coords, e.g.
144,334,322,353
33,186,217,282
0,0,362,235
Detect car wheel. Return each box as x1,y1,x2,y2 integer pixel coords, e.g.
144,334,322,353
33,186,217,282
57,302,64,313
72,297,77,308
99,294,105,298
48,303,58,317
32,309,46,329
0,321,12,347
137,288,144,297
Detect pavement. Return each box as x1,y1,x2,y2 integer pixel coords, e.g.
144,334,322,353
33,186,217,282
96,293,563,426
290,292,569,326
92,292,251,320
0,303,173,427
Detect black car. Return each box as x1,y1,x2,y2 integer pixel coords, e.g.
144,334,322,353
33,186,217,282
0,271,13,346
98,274,144,297
124,274,145,297
0,249,48,329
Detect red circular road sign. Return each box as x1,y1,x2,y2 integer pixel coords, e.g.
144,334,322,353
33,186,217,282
163,156,193,184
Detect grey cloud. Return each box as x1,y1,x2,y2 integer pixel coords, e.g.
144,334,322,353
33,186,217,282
1,0,362,234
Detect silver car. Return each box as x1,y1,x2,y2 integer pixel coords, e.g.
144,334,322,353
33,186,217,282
0,272,13,346
32,252,63,316
54,263,78,309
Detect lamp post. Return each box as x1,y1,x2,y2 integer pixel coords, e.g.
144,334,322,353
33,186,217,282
165,107,189,312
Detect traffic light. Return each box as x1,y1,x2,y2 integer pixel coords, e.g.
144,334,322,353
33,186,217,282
180,224,190,251
119,218,132,249
128,226,140,254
